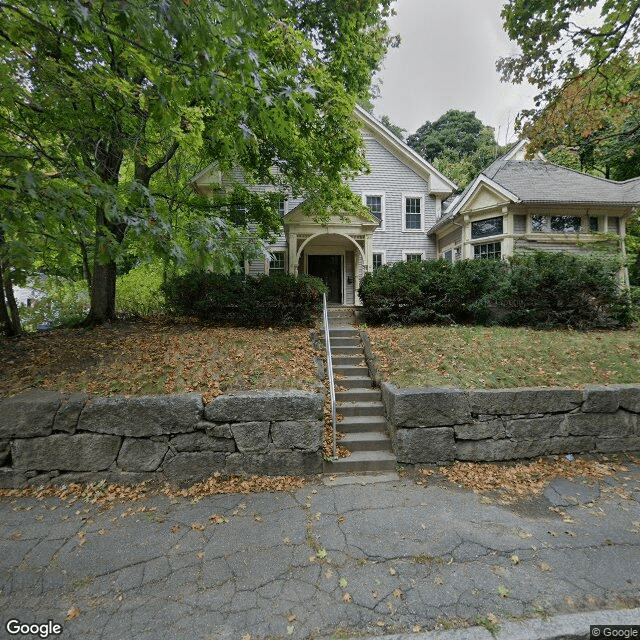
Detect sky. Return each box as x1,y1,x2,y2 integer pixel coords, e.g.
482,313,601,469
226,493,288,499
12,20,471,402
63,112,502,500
373,0,539,145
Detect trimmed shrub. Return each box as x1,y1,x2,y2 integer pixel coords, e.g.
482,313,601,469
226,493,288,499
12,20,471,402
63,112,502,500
494,251,632,329
358,252,632,329
358,259,506,325
162,271,326,327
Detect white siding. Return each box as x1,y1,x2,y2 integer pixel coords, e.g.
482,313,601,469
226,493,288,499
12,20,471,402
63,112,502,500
350,136,438,262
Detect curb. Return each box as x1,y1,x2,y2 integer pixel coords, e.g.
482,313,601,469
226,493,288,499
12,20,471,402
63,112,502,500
349,607,640,640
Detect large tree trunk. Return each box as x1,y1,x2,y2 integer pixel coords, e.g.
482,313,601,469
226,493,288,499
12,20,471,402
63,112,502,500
0,263,21,336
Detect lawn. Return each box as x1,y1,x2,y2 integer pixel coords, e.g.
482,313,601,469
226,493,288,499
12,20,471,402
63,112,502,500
367,325,640,389
0,318,319,402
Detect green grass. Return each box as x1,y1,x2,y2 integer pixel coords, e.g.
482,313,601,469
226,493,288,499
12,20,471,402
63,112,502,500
367,325,640,389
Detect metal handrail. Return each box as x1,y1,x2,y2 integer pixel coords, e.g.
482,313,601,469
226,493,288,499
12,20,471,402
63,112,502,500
322,293,337,460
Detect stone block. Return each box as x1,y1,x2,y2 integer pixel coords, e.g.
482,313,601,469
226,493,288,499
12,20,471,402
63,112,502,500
170,432,235,453
204,390,323,422
78,393,203,436
504,415,565,440
454,420,505,441
117,438,168,472
384,384,470,428
230,422,270,453
0,468,27,488
202,422,233,438
595,435,640,453
615,385,640,413
53,393,88,433
11,433,121,471
0,440,9,466
456,438,551,462
547,436,595,455
0,390,63,438
232,447,322,476
162,451,227,487
582,385,619,413
270,420,323,451
393,427,455,464
562,410,636,437
469,388,581,416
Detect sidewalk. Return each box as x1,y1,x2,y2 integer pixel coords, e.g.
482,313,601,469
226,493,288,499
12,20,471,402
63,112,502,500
1,462,639,640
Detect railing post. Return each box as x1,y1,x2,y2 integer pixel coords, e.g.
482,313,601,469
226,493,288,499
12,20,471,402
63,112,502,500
322,293,337,460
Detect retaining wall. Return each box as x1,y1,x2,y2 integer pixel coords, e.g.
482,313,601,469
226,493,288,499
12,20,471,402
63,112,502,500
382,383,640,464
0,389,324,488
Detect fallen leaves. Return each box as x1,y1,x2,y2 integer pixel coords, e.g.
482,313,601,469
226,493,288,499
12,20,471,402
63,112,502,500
427,457,629,504
0,319,318,401
65,607,80,621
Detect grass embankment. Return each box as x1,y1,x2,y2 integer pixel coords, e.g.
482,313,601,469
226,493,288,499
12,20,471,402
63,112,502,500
0,317,318,402
367,325,640,389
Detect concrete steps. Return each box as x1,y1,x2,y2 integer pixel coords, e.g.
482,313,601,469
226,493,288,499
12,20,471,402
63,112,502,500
324,307,396,475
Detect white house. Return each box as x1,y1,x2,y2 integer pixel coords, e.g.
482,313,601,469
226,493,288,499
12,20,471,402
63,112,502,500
193,106,639,304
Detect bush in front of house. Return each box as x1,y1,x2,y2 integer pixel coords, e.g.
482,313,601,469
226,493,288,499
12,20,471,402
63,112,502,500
358,258,506,325
358,251,632,329
494,251,633,329
162,271,326,327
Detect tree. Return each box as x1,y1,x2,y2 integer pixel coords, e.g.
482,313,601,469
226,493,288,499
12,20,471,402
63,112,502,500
380,115,406,141
406,110,500,187
0,0,395,327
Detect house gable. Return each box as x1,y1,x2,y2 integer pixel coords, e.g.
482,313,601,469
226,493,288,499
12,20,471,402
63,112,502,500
461,183,513,214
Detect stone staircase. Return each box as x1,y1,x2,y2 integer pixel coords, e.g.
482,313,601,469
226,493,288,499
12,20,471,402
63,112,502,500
323,307,396,473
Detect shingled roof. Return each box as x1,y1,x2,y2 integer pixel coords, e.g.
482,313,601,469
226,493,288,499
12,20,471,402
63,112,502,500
431,141,639,234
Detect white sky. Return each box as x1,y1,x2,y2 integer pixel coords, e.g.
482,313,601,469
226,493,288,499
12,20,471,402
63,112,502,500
373,0,539,145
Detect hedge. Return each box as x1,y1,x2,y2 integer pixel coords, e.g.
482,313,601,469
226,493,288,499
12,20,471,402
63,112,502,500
358,251,632,329
162,272,326,327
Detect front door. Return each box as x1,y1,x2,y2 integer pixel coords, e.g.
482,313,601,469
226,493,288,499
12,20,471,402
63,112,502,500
307,255,342,303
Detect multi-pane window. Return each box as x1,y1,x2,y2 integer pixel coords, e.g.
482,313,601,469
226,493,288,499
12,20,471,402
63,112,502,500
473,242,501,260
443,250,453,262
405,253,422,262
532,215,582,233
269,251,285,274
471,216,503,239
404,197,421,230
365,195,383,222
372,253,384,270
278,200,286,216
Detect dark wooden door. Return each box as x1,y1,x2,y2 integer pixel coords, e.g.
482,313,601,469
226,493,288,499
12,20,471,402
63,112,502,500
307,255,342,303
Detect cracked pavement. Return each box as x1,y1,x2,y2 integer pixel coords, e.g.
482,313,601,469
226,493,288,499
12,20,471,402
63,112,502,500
1,463,640,640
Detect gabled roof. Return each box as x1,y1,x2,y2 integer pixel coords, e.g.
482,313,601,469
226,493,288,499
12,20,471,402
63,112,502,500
430,139,640,235
354,105,457,195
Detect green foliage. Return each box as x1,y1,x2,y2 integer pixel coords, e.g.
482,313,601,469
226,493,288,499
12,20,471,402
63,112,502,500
162,272,326,327
19,278,89,332
1,0,395,323
380,115,406,141
494,252,632,329
406,110,501,187
358,259,507,325
359,252,632,329
115,263,165,316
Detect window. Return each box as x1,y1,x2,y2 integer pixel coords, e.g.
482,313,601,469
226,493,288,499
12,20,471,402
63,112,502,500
365,195,382,220
278,200,286,216
443,250,453,262
269,251,285,274
589,216,599,232
473,242,501,260
372,253,384,270
403,195,423,231
531,215,582,233
471,216,503,239
405,253,422,262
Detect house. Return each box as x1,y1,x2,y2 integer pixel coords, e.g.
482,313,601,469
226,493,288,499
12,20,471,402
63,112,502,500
193,107,639,303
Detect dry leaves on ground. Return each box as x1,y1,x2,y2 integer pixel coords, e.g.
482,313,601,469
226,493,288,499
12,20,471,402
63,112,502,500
0,318,318,402
420,456,636,503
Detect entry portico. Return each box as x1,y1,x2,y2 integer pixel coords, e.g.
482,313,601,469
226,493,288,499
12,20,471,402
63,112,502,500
284,208,378,305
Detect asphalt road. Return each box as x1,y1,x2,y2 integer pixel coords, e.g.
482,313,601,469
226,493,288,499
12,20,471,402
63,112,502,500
1,462,639,640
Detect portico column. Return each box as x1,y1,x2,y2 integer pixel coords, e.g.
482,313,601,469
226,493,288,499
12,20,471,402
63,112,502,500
288,232,297,275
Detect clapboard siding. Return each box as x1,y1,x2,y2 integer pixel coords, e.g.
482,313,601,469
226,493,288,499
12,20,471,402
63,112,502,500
438,228,462,252
515,239,592,254
351,136,438,262
513,214,527,234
